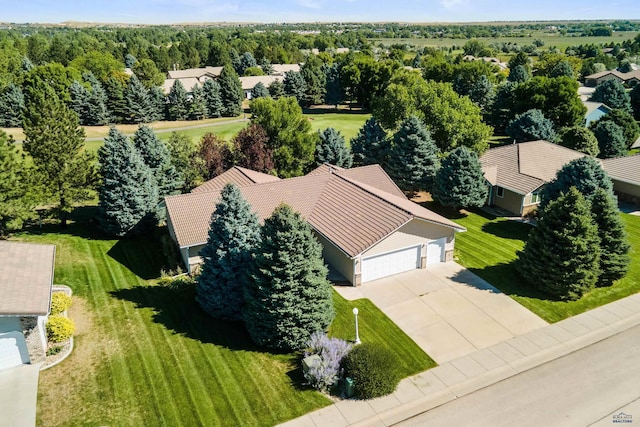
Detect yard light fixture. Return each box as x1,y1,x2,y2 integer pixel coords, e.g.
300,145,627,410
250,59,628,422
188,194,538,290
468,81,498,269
353,307,361,345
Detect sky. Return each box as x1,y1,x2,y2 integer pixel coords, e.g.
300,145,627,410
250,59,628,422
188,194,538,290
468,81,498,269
2,0,640,24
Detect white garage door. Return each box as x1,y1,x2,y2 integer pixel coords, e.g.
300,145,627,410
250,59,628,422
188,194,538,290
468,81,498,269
361,245,421,283
427,238,446,265
0,331,30,371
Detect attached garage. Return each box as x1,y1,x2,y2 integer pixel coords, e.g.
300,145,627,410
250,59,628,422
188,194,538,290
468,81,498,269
427,238,445,265
361,245,421,282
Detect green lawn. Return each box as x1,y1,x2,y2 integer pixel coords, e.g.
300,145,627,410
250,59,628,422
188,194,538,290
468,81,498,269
451,208,640,323
17,214,431,426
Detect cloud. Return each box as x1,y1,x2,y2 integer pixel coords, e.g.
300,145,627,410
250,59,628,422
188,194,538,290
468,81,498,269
440,0,465,8
298,0,322,9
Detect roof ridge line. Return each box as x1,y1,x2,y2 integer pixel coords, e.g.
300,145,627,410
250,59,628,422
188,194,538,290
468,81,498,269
332,173,413,217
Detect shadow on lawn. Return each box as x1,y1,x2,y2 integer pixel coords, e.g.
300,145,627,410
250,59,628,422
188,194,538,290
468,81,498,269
465,261,559,301
481,220,532,241
109,284,264,352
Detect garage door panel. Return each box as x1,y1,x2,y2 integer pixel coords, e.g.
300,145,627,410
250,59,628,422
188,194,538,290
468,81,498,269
362,245,420,282
427,238,445,265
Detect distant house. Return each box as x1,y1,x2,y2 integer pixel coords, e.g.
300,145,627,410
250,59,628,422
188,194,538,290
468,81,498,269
584,69,640,87
270,63,301,76
583,101,611,126
601,155,640,200
462,55,508,71
239,75,284,99
480,140,586,215
165,164,465,285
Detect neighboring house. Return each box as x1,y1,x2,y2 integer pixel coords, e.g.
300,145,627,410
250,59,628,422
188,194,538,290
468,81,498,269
584,69,640,87
239,75,284,99
165,164,465,285
480,140,586,216
583,101,612,126
578,84,596,101
602,155,640,200
167,66,223,80
0,241,55,427
270,63,301,75
462,55,509,71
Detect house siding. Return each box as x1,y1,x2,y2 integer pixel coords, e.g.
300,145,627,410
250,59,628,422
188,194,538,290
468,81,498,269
613,179,640,199
188,245,205,273
492,188,525,215
314,232,354,285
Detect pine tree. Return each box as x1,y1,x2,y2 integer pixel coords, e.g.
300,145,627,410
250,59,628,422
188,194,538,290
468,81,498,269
218,64,243,117
592,120,626,159
148,86,166,122
517,187,601,300
300,56,326,106
631,84,640,120
591,79,632,113
167,79,190,121
189,83,208,120
0,131,34,234
386,116,440,193
232,123,274,173
124,75,153,124
540,156,614,211
203,78,223,118
196,183,260,321
323,62,342,108
104,76,128,123
268,79,285,99
432,146,488,210
250,82,269,99
85,78,110,126
133,125,181,196
283,70,306,105
315,127,352,168
506,109,557,143
22,79,97,228
244,203,335,351
69,80,89,124
590,188,630,286
0,83,25,127
351,117,390,167
507,65,531,84
98,128,158,236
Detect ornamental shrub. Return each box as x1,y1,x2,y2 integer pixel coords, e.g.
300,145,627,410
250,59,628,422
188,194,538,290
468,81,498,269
46,315,76,343
303,332,353,392
341,342,400,399
50,292,72,315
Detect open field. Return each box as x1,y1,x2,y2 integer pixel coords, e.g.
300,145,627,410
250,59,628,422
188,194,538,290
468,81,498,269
17,213,432,426
374,30,639,52
449,208,640,323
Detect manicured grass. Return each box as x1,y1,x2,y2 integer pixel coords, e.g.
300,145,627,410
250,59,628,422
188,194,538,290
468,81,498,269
451,208,640,323
17,214,431,426
306,112,371,143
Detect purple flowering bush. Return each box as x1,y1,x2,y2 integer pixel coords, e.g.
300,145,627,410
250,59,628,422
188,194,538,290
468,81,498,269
303,332,353,392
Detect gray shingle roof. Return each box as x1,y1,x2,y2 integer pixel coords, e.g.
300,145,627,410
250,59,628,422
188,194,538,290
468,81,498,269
602,155,640,184
0,242,55,316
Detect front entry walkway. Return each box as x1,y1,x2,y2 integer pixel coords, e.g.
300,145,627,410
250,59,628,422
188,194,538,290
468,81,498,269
335,262,548,364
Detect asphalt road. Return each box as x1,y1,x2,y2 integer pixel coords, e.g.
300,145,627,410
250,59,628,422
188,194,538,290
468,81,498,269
397,324,640,427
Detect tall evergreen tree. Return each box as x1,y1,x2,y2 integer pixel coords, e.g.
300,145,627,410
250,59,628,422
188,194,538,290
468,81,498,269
300,56,326,106
85,78,110,126
167,79,190,121
196,183,260,321
104,76,128,123
506,109,557,143
386,116,440,193
232,123,274,173
592,120,626,159
283,70,306,105
22,79,97,228
630,84,640,120
315,127,352,168
133,125,181,197
0,131,34,234
202,78,223,118
98,128,158,236
237,52,257,76
559,126,599,156
0,84,25,127
124,75,153,124
540,156,614,211
591,109,640,149
351,117,390,167
590,188,631,286
250,82,269,99
148,86,166,122
218,64,243,117
517,187,601,300
244,203,335,351
507,64,531,84
189,83,208,120
323,62,343,108
432,146,487,210
69,80,89,123
591,79,632,113
268,79,285,99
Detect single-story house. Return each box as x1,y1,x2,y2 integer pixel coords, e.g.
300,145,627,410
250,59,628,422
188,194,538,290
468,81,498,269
462,55,508,71
167,66,223,81
165,164,465,285
583,101,611,126
578,85,596,101
584,69,640,87
601,155,640,200
480,140,586,216
270,63,301,76
239,75,284,99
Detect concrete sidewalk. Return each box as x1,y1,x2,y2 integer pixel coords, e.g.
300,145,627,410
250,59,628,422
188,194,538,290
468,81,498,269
279,292,640,427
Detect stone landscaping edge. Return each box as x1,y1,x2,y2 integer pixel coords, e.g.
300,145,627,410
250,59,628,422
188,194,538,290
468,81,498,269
40,285,74,371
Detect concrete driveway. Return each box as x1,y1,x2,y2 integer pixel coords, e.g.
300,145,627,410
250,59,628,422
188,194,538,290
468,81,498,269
335,262,548,364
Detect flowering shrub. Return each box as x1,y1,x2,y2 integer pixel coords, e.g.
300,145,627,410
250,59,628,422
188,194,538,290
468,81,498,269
46,315,76,343
50,292,72,315
303,332,353,392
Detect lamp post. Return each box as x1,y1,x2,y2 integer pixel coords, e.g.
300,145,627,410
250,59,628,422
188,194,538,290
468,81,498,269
353,307,361,344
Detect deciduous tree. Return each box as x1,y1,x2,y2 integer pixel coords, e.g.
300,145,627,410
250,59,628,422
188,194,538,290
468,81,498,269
232,124,274,173
199,132,234,179
559,126,599,156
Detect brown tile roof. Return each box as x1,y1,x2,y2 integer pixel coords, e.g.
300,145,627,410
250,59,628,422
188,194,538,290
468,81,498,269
165,167,464,257
239,75,284,90
602,155,640,184
167,66,223,79
192,166,281,193
480,140,585,195
307,164,407,199
0,242,55,316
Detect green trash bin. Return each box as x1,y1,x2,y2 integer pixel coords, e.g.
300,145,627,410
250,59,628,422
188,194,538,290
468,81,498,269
344,377,355,398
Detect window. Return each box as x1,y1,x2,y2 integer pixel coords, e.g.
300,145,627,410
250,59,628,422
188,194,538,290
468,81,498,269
530,192,540,204
496,187,504,198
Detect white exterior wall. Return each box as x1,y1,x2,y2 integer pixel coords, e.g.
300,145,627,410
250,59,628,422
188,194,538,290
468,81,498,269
363,220,454,258
314,232,355,284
